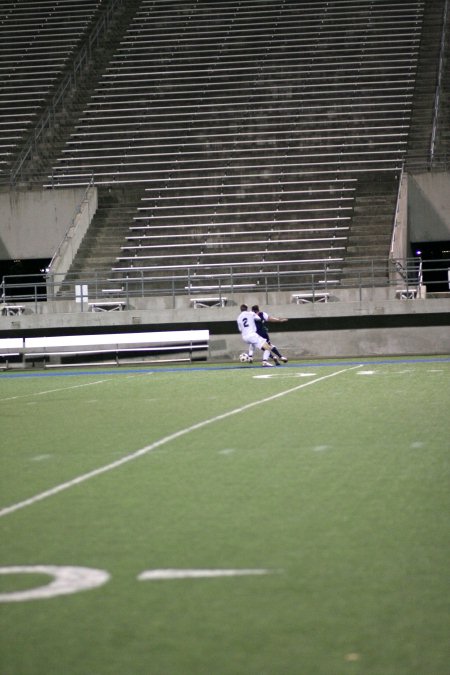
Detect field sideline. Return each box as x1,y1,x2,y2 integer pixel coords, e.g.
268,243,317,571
1,356,449,675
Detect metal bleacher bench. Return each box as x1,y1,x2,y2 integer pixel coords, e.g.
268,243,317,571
1,304,25,316
0,330,209,368
186,283,253,307
291,292,330,304
395,288,418,300
88,300,126,312
189,297,228,308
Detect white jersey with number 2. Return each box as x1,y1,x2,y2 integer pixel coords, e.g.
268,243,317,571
237,311,260,340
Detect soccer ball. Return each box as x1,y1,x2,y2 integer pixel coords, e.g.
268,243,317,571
239,352,251,363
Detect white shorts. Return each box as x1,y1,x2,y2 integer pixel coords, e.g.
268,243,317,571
242,332,267,350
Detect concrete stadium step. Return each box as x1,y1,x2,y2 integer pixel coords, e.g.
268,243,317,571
59,186,146,286
346,245,391,258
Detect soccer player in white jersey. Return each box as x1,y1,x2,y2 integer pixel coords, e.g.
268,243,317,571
236,304,280,367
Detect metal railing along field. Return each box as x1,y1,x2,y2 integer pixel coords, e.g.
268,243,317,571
0,256,444,314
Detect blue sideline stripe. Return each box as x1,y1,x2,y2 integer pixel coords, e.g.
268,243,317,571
1,356,450,379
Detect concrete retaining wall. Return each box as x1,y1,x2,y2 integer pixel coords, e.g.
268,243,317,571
0,186,87,260
1,293,449,362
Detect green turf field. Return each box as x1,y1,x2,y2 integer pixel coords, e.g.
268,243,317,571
1,357,449,675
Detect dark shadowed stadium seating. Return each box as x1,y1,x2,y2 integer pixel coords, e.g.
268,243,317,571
0,0,106,179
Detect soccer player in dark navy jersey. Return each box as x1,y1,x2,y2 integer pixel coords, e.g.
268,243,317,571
249,304,288,364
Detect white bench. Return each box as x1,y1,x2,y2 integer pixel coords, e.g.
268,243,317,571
88,301,126,312
291,292,330,304
395,288,418,300
0,338,24,368
1,304,25,316
0,331,209,368
190,297,228,308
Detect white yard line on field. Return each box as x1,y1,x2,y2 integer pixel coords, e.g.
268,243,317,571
0,366,360,518
0,379,111,402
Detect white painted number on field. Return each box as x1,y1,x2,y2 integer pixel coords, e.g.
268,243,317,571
0,566,277,602
0,566,110,602
253,372,316,380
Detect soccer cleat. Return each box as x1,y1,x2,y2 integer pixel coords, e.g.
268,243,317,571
262,360,274,367
248,357,253,363
272,356,281,366
280,356,288,363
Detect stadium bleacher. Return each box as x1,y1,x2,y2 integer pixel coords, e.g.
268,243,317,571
3,0,448,300
0,0,105,179
40,0,424,293
49,0,423,183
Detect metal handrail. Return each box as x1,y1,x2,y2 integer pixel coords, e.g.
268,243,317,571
45,176,96,287
390,165,405,258
2,257,447,311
